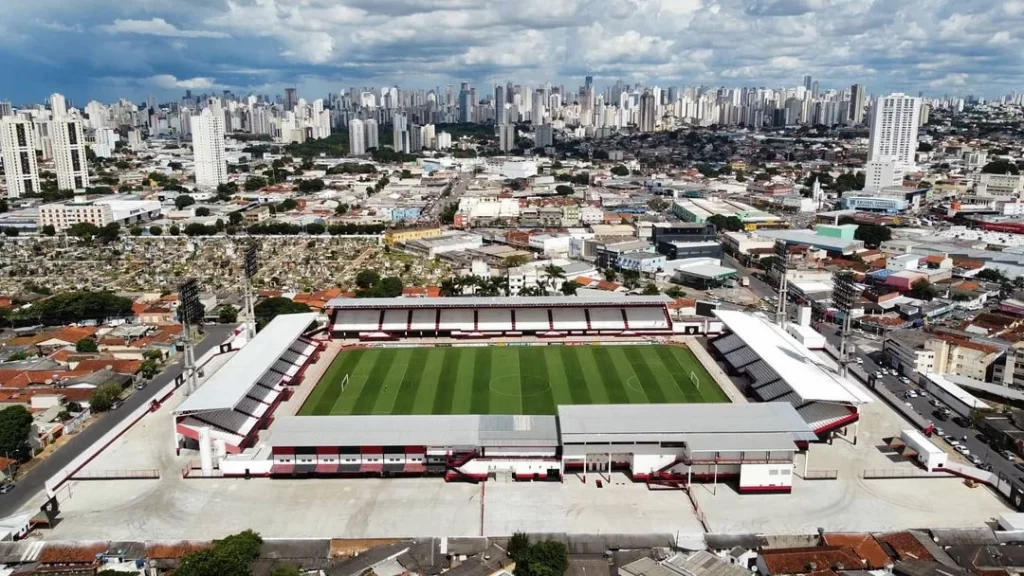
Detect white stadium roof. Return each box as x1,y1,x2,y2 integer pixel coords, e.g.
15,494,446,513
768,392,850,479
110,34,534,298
175,312,318,414
715,310,872,405
325,295,672,309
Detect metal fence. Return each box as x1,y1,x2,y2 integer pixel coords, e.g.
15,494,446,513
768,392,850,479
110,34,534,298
801,470,839,480
70,469,160,480
861,469,950,480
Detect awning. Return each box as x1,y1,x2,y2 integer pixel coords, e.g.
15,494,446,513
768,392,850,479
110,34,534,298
315,463,339,474
270,463,294,475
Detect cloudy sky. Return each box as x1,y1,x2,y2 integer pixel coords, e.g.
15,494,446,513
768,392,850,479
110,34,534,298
1,0,1022,104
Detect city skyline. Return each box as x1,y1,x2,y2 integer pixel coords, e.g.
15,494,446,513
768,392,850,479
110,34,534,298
0,0,1022,103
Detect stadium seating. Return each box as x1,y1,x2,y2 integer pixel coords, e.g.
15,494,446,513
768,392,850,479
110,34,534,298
335,309,381,332
625,307,670,329
477,309,513,331
439,309,474,331
410,309,437,331
551,309,588,331
797,402,855,433
179,417,244,447
589,308,626,330
382,309,409,332
235,397,269,419
514,309,550,331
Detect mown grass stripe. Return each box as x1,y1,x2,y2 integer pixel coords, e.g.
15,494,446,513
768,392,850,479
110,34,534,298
411,349,445,414
352,348,395,414
520,347,557,415
592,347,630,404
623,346,668,403
560,348,592,404
432,348,460,414
657,346,727,402
545,348,573,408
392,348,429,414
470,347,492,414
307,349,364,415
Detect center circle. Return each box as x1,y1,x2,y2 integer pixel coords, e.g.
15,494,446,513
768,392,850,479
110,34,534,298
489,374,552,398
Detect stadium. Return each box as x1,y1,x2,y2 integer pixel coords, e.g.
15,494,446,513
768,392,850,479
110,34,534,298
172,296,868,494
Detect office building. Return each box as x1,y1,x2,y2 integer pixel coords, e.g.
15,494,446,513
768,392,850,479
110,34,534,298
93,127,118,158
284,88,298,112
803,75,812,91
50,93,68,119
535,124,554,148
458,83,473,123
0,102,11,118
191,100,227,189
365,119,379,149
0,117,41,198
495,85,506,125
348,119,366,156
532,89,545,125
38,198,162,232
868,93,921,164
639,90,656,133
849,84,866,124
52,117,89,190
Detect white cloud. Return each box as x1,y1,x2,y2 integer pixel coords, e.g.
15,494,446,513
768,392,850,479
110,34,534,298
100,18,228,39
149,74,218,90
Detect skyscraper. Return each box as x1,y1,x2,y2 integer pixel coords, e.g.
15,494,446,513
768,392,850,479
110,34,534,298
349,119,366,156
0,117,41,198
284,88,299,112
849,84,866,124
52,117,89,190
532,89,545,125
393,114,409,153
191,100,227,189
639,90,656,133
868,93,921,164
802,75,812,91
495,85,506,125
50,93,68,118
0,101,12,118
458,83,472,123
365,119,379,149
498,123,516,152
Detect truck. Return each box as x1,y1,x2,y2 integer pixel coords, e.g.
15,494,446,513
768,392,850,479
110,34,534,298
740,276,750,287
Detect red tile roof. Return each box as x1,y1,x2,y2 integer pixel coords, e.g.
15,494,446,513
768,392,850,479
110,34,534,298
73,358,143,374
595,281,621,291
876,532,934,562
822,534,891,569
39,543,107,564
146,541,211,559
761,546,866,575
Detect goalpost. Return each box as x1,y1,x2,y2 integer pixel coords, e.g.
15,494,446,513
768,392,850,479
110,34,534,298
341,373,350,393
690,370,701,391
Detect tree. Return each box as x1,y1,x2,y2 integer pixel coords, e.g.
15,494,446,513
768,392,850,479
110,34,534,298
218,306,239,324
298,178,325,193
0,406,34,462
603,269,618,282
707,214,743,232
503,255,529,268
909,278,938,301
229,211,244,226
149,225,163,236
508,532,531,562
510,536,568,576
642,282,660,295
169,225,181,236
647,198,670,212
610,165,630,177
216,182,239,201
245,176,268,191
982,160,1019,175
67,222,101,241
176,530,263,576
195,207,211,217
75,338,99,353
175,195,196,210
89,383,123,412
356,269,381,290
555,185,574,196
129,225,143,236
278,198,298,212
97,222,121,244
139,359,160,379
41,224,56,237
621,269,641,289
560,280,579,296
254,298,311,330
854,223,892,248
0,199,7,214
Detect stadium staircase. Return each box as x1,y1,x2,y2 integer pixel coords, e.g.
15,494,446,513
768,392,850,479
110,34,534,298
547,310,554,330
444,450,480,483
511,310,516,330
620,309,630,330
584,310,592,330
377,310,386,331
473,310,479,331
662,308,674,329
406,310,413,332
434,310,441,332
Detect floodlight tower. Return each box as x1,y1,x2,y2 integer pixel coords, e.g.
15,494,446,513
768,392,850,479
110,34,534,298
243,244,259,339
772,240,791,327
178,278,204,395
832,270,858,378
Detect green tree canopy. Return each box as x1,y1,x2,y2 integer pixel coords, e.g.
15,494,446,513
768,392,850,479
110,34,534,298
254,298,311,330
175,195,196,210
982,160,1020,175
218,306,239,324
854,223,892,248
909,278,938,301
555,185,574,196
89,382,123,412
10,291,132,326
75,338,98,353
195,207,211,217
610,165,630,176
67,222,101,241
176,529,263,576
245,176,268,191
0,406,34,462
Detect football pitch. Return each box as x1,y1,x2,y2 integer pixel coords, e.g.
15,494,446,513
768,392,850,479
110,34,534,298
299,344,728,416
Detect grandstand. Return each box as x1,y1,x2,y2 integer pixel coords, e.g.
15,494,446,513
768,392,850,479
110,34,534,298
327,296,677,339
711,310,872,439
174,313,321,454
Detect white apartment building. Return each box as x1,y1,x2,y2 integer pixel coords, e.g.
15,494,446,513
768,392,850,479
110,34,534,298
580,206,604,225
0,117,41,198
864,159,913,192
975,173,1024,199
38,198,162,231
51,117,90,190
867,93,921,164
393,114,409,153
348,119,366,156
93,128,118,158
365,119,379,149
191,101,227,189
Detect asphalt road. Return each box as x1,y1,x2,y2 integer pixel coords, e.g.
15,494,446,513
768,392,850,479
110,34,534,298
426,176,469,219
0,324,237,518
819,326,1022,485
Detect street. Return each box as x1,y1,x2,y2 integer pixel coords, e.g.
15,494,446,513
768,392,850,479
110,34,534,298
819,326,1022,486
0,324,237,518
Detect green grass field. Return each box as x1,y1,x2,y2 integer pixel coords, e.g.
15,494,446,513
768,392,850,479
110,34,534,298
299,344,727,416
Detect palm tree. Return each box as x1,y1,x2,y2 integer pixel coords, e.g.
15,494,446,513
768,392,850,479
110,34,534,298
439,278,459,297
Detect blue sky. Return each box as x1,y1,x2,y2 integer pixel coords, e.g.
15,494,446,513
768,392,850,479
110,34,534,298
1,0,1022,105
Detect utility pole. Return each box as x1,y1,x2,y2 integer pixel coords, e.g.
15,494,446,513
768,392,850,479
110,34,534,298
243,243,259,339
178,278,203,395
772,240,791,327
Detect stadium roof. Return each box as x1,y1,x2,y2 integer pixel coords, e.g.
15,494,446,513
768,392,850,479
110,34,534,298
557,403,816,444
326,295,672,309
270,414,559,448
175,313,317,414
715,310,873,405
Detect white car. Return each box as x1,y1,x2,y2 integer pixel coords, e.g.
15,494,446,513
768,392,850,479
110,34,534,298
856,357,864,364
935,428,946,437
947,439,960,447
957,446,972,457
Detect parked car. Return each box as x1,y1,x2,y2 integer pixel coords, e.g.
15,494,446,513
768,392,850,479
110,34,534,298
934,428,946,437
0,484,14,495
979,463,994,471
956,446,971,456
947,439,960,447
1003,450,1017,462
970,455,984,466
